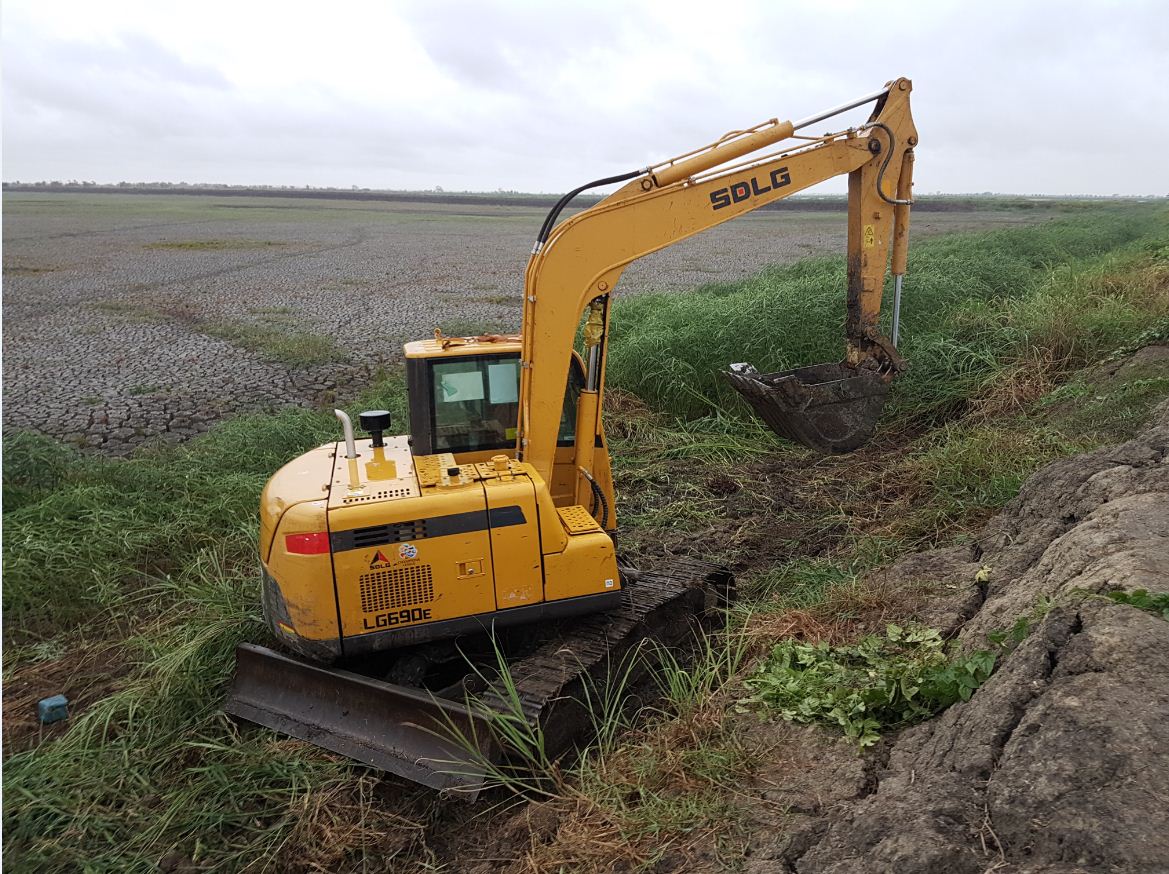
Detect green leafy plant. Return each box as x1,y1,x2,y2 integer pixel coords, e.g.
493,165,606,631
744,624,997,747
1107,589,1169,620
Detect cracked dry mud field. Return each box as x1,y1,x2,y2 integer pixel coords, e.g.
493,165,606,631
2,192,1051,455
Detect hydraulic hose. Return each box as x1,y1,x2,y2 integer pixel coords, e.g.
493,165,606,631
534,169,643,251
579,467,610,530
868,122,913,206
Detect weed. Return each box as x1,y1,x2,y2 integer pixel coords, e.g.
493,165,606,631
5,207,1168,870
1106,589,1169,620
145,239,287,251
469,293,516,305
431,636,565,799
3,263,55,275
2,375,407,634
744,558,858,608
202,319,346,367
1043,373,1169,444
2,376,410,871
606,209,1166,424
744,623,998,746
93,300,160,320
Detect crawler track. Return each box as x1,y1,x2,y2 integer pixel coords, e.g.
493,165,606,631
226,559,732,798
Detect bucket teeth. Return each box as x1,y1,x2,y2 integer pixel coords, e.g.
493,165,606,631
724,361,891,453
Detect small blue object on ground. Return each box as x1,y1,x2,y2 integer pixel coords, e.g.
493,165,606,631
38,694,69,724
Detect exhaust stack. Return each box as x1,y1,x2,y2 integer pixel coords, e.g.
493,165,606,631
334,409,363,494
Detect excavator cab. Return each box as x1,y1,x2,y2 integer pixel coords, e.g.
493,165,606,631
404,332,598,508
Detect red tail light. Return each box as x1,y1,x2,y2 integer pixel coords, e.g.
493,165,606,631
285,532,331,555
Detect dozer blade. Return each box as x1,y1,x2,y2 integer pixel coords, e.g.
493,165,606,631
724,361,890,453
225,643,501,798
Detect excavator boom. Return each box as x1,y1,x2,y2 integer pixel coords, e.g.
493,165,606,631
519,78,916,488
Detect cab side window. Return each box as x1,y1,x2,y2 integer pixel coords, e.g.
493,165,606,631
431,357,519,453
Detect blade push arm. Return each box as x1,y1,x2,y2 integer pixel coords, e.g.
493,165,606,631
518,78,917,496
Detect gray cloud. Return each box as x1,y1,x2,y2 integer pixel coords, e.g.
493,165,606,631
3,0,1167,194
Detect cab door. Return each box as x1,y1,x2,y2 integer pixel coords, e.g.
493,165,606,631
480,462,543,609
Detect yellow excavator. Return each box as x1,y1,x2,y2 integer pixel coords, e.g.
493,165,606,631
226,79,918,795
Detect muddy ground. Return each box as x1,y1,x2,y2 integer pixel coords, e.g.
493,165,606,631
2,192,1058,455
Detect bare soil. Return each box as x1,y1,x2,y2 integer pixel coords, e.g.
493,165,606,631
2,192,1058,454
2,640,129,756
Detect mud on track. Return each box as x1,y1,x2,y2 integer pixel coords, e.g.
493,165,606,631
2,192,1055,455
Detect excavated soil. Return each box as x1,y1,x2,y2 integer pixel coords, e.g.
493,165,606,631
737,400,1169,874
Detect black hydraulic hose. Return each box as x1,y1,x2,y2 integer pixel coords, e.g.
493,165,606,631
869,122,913,206
580,467,610,530
535,169,644,249
587,474,610,530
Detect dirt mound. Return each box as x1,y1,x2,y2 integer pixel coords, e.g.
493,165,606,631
783,401,1169,873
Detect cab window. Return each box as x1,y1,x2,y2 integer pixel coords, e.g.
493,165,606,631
432,357,519,453
429,354,583,453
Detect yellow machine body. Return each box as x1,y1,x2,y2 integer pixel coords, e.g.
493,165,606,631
260,337,620,663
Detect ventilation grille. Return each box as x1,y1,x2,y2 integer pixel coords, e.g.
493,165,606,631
359,564,434,614
350,520,428,548
342,488,413,504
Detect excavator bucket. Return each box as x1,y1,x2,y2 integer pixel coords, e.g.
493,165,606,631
723,361,890,453
226,643,502,798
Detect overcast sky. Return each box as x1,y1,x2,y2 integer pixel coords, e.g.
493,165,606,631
3,0,1167,195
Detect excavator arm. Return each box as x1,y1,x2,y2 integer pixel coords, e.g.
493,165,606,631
518,78,917,505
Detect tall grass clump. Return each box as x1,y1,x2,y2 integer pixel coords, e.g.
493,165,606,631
606,208,1166,423
434,625,755,864
3,375,410,872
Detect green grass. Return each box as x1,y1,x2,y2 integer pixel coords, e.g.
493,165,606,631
3,379,410,871
91,297,345,368
3,378,406,635
607,208,1168,424
606,208,1169,575
454,629,756,867
202,319,346,367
